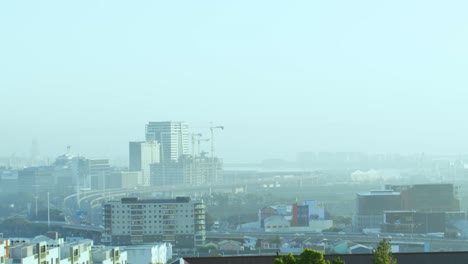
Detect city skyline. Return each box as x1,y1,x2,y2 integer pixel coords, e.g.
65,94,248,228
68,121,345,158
2,1,468,163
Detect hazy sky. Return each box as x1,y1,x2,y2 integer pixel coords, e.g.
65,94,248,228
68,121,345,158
1,1,468,164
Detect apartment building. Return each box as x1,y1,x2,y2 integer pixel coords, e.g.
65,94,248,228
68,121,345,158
103,197,205,251
91,246,128,264
2,235,128,264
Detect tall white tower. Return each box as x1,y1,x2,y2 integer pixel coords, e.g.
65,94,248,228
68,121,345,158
145,121,189,162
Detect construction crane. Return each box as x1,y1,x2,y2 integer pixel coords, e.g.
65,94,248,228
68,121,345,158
191,133,202,158
190,133,211,157
198,138,210,157
210,125,224,182
210,125,224,159
191,124,224,158
190,124,224,182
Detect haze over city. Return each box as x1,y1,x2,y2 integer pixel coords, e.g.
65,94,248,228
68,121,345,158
2,0,468,164
4,1,468,264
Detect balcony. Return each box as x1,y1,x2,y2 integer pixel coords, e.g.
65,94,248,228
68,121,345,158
162,235,175,241
131,230,143,235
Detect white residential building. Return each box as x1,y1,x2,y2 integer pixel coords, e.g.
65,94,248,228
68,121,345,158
60,240,93,264
125,243,172,264
3,236,126,264
0,240,8,264
8,241,60,264
91,246,128,264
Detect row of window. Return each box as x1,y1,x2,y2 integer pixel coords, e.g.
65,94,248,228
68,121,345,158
112,214,194,219
118,230,194,234
112,221,194,227
112,204,190,208
112,209,194,213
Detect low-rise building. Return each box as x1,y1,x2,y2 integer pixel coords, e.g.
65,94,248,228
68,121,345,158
2,235,124,264
217,240,242,252
91,246,128,264
0,240,9,264
8,241,60,264
60,240,93,264
125,243,172,264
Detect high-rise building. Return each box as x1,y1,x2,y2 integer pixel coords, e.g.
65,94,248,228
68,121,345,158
145,121,189,162
129,141,160,186
102,197,205,251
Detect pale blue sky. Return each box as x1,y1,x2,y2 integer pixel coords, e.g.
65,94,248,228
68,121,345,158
1,0,468,164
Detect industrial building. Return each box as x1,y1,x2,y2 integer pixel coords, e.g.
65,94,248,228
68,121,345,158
385,184,460,212
353,190,401,231
354,184,461,232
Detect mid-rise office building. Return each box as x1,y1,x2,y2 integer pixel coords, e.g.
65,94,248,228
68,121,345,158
129,141,160,186
353,190,401,231
0,169,18,193
86,159,111,190
107,171,142,189
18,166,54,193
385,184,460,212
145,121,189,162
102,197,205,251
150,156,223,186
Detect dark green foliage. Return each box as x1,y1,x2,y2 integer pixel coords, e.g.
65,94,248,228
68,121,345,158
331,257,345,264
275,249,345,264
372,239,397,264
297,249,329,264
197,244,217,253
322,226,342,232
274,253,296,264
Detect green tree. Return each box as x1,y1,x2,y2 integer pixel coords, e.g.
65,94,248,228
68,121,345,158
297,249,329,264
275,249,338,264
331,257,345,264
274,253,296,264
372,239,397,264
